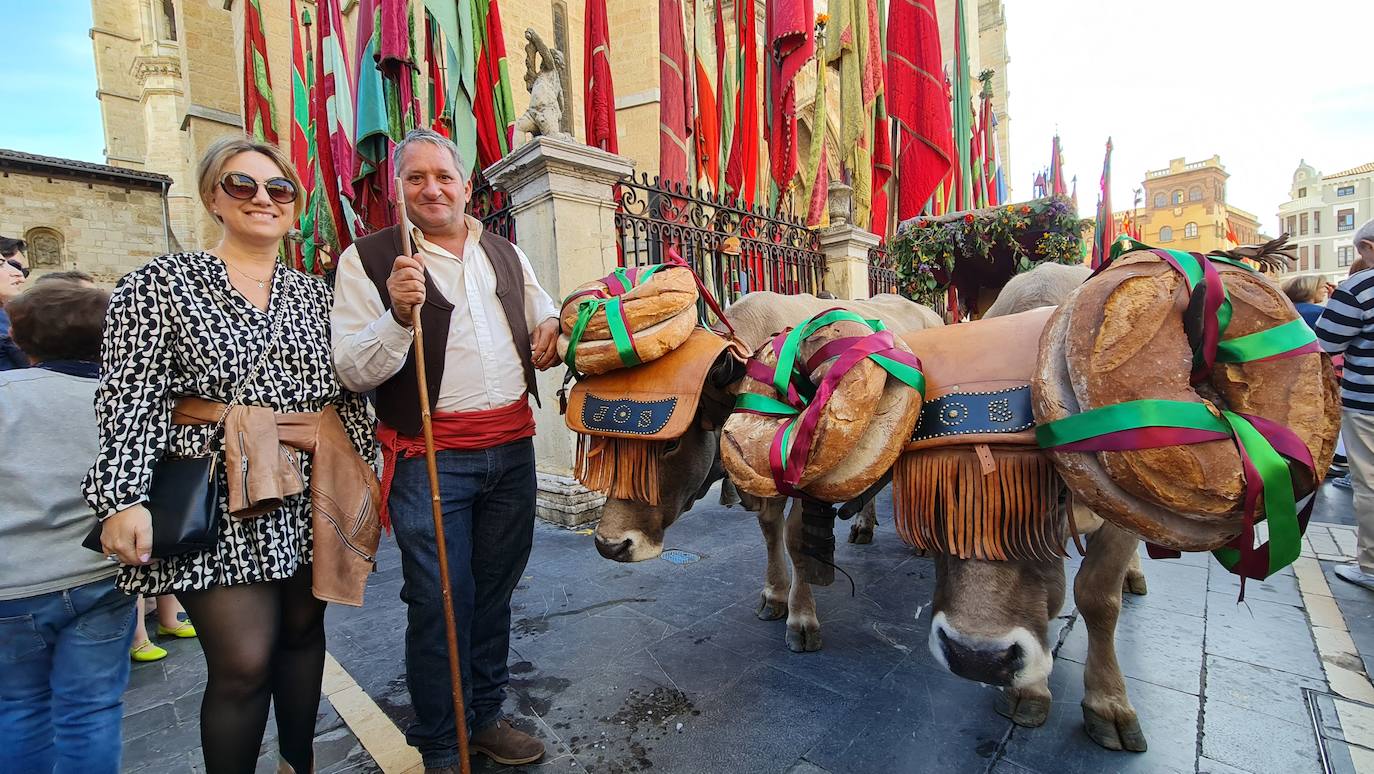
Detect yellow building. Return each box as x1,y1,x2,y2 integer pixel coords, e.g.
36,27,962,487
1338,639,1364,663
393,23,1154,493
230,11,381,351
1127,156,1260,254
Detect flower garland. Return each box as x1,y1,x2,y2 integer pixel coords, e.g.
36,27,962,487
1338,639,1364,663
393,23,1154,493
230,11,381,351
890,196,1089,308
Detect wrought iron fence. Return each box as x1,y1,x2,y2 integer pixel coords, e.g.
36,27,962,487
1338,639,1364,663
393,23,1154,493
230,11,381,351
615,173,826,308
868,242,898,296
470,175,515,242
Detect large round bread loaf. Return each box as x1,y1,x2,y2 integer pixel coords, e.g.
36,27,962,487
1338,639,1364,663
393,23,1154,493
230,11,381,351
559,265,698,340
1033,251,1339,551
721,316,923,501
557,305,698,376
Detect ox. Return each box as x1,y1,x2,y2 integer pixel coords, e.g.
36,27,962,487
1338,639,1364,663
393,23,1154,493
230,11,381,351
591,266,1155,751
931,262,1151,751
592,292,942,652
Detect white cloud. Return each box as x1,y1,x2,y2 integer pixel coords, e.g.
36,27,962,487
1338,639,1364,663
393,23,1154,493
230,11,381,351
1004,0,1374,232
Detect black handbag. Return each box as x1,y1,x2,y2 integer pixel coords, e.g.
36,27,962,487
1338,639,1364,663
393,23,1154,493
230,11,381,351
84,300,284,560
83,455,222,557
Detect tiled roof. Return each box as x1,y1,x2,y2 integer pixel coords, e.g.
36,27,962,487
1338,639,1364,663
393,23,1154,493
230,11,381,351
1324,162,1374,180
0,148,172,189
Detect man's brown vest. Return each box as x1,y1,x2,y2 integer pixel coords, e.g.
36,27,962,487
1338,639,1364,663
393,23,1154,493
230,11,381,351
354,225,540,436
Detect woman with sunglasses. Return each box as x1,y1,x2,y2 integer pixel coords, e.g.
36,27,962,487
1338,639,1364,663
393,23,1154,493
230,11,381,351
84,136,376,773
0,238,30,370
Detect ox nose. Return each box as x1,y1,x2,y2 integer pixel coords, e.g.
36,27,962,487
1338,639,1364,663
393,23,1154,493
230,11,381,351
594,535,635,561
937,628,1023,686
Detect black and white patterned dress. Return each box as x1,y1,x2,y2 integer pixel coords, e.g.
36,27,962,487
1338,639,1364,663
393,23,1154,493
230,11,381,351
83,252,374,595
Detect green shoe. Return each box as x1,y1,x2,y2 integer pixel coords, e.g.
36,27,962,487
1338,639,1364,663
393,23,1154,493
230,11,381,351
156,613,197,638
130,639,168,662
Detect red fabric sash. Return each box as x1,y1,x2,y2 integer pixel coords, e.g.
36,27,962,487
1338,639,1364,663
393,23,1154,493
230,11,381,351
376,400,536,529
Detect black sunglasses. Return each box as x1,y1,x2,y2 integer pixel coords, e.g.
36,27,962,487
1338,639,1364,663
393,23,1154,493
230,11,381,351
219,172,298,205
3,258,28,278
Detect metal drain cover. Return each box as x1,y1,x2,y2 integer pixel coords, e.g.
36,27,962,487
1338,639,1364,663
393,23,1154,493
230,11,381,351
660,549,702,565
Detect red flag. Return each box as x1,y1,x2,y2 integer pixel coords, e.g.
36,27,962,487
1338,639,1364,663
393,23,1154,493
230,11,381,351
425,18,450,138
473,0,518,170
887,0,951,221
584,0,618,152
243,0,278,143
725,0,759,204
692,0,721,191
658,0,692,183
871,109,893,236
765,0,815,195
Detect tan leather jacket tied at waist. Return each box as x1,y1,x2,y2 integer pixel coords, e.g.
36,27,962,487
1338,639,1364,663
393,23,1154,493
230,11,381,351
172,397,381,607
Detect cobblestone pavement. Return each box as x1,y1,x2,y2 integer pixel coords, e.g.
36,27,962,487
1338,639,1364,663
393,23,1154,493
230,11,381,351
120,481,1374,773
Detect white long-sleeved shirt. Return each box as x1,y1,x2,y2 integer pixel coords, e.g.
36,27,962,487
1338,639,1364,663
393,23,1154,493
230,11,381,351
330,215,558,412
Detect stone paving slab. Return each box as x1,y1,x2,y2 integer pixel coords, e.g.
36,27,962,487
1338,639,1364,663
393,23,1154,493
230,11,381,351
120,479,1374,773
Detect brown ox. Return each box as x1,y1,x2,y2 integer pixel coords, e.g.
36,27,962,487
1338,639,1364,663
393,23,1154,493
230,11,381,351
592,292,942,652
930,262,1152,752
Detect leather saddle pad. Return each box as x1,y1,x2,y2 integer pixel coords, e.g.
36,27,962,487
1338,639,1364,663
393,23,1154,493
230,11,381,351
900,306,1054,450
567,327,737,441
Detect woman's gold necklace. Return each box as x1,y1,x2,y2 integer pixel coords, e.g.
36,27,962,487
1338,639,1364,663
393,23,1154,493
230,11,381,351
222,258,274,289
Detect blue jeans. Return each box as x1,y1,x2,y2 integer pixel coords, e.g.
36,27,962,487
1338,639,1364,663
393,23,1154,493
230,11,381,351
389,438,536,768
0,577,137,773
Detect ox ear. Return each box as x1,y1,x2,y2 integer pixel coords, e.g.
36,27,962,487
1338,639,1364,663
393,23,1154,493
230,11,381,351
699,352,745,430
708,351,746,390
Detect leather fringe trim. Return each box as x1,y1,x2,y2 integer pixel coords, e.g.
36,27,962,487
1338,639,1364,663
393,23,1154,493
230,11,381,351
893,447,1069,561
574,434,663,506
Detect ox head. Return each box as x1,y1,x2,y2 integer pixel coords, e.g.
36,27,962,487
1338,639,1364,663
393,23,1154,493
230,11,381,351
929,553,1064,688
592,353,744,562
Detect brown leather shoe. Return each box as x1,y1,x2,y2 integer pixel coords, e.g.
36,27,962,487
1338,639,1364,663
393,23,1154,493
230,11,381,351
469,718,546,766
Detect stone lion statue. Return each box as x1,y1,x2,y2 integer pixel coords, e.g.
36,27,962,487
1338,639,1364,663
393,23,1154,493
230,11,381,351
514,29,574,143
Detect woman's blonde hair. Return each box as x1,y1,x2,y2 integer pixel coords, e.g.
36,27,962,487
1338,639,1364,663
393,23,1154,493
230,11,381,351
1281,274,1325,304
196,135,305,221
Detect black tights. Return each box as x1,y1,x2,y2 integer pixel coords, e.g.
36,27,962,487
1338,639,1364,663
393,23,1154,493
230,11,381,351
179,568,327,773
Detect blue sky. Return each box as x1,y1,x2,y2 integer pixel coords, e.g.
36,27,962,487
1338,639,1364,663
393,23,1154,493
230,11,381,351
5,0,1373,231
0,1,103,162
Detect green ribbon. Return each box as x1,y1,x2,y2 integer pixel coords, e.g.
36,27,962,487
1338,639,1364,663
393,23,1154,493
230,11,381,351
1217,411,1301,577
1215,318,1317,364
1035,399,1228,447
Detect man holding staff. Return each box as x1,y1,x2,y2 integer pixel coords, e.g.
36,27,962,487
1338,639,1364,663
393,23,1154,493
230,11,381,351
332,128,559,770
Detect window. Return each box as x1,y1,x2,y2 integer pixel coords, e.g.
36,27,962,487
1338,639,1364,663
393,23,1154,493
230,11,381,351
1189,186,1203,202
1300,246,1309,271
1298,187,1307,198
1154,192,1167,208
1314,210,1321,234
1340,246,1356,267
1314,244,1322,267
1171,190,1184,205
1159,226,1174,242
1339,209,1356,232
1300,213,1309,235
23,227,62,268
1287,215,1297,235
1339,185,1356,197
1184,222,1198,239
158,0,177,42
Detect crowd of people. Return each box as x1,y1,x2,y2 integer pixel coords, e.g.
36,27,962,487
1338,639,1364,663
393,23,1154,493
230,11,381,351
3,126,1374,774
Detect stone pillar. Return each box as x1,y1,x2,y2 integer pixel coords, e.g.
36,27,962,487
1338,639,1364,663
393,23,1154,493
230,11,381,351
484,137,636,525
819,224,882,300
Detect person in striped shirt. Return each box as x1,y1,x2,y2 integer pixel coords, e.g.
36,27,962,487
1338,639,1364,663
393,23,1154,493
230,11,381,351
1316,218,1374,590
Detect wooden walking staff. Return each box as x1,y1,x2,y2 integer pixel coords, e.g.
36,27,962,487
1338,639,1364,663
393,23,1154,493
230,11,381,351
396,177,473,774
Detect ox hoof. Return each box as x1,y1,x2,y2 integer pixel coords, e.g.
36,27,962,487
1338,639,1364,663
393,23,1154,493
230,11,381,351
1123,570,1148,596
1082,703,1148,752
995,687,1051,728
848,523,874,545
756,593,787,621
785,622,822,653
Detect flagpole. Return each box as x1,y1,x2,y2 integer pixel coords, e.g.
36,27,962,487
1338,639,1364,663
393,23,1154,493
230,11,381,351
397,177,473,774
